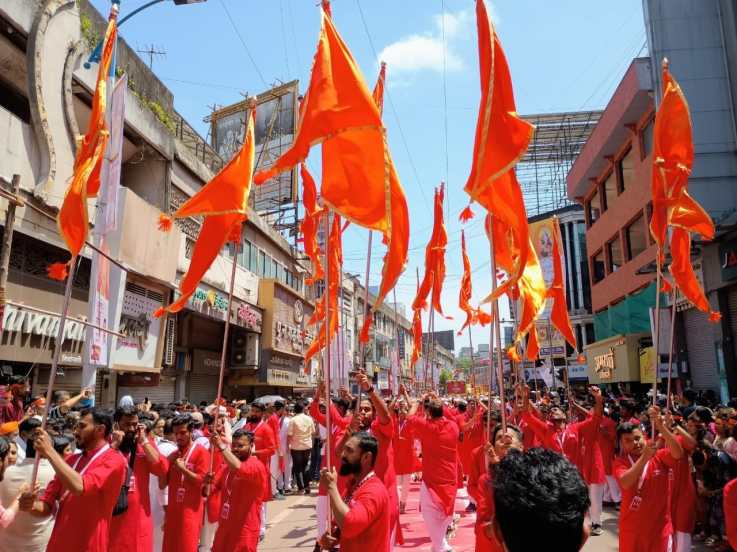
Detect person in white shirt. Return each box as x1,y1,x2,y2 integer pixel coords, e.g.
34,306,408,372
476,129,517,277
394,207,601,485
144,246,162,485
288,401,316,494
277,405,293,494
151,418,177,552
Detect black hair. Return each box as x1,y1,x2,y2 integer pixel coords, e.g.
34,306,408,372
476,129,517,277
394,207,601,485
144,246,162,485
457,402,467,413
427,399,444,419
491,423,522,445
0,436,9,461
52,435,72,456
114,405,138,422
171,414,194,432
294,401,305,414
232,429,254,443
683,388,697,403
52,390,70,403
80,407,114,437
201,412,213,426
274,400,285,409
19,417,42,435
351,431,379,467
492,448,590,552
163,418,175,436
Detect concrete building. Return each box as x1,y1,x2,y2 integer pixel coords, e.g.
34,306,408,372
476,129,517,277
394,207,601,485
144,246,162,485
0,0,312,405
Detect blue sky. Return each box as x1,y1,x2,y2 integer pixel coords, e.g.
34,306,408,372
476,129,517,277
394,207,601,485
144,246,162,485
91,0,646,350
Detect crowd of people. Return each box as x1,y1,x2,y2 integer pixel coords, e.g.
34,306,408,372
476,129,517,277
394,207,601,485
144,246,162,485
0,372,736,551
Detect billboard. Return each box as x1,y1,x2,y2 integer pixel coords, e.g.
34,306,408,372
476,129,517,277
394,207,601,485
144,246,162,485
209,80,299,216
529,216,568,358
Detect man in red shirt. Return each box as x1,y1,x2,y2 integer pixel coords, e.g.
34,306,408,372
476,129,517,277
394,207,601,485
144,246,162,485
390,396,418,514
267,401,286,499
208,429,269,552
19,407,127,552
319,432,389,552
159,414,208,552
0,377,28,424
244,402,277,541
406,395,459,552
108,406,166,552
725,477,737,550
613,407,683,552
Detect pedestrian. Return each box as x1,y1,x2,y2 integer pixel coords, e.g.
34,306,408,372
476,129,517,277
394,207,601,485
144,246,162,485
288,400,315,495
19,408,127,552
208,429,268,552
150,417,177,552
158,414,208,552
243,402,277,541
276,402,293,495
318,432,390,552
0,436,25,528
390,396,419,514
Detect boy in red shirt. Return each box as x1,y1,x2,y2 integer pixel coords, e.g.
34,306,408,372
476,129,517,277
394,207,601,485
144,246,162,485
319,432,389,552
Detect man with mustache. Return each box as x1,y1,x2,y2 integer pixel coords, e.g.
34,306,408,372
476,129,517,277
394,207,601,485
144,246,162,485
318,432,390,552
108,405,166,552
208,429,268,552
19,408,127,552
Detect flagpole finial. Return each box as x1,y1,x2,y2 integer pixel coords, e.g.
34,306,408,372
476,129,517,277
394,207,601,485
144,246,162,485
321,0,332,17
662,57,669,70
380,61,386,69
246,96,257,110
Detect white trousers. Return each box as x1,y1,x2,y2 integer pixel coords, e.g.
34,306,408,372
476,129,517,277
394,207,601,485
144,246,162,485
419,483,452,552
674,531,691,552
199,519,217,551
397,474,411,505
604,474,622,503
316,495,329,539
279,453,293,490
270,455,280,495
260,503,267,537
589,483,604,525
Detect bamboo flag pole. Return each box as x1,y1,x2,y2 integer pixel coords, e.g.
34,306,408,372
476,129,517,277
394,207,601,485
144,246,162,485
323,212,334,531
666,289,678,409
487,214,506,435
651,246,663,438
204,230,241,494
357,231,373,408
31,258,79,487
391,288,400,395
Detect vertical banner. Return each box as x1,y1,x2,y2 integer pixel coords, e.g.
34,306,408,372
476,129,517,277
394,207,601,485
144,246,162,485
82,75,127,396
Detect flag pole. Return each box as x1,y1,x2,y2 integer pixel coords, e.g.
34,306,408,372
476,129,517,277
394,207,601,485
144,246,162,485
31,258,78,487
415,267,421,394
651,246,663,438
547,319,557,391
357,231,373,408
468,329,476,395
428,300,436,391
392,288,400,395
204,225,241,495
665,288,678,410
338,265,345,390
487,214,506,435
323,210,334,531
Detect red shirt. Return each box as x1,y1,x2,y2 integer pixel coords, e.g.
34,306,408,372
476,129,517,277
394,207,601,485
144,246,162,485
211,456,269,552
268,414,281,452
109,440,167,552
613,448,678,552
161,443,208,552
725,478,737,550
308,401,350,497
339,474,390,552
467,444,487,506
406,414,459,515
475,473,503,552
245,420,277,500
392,416,419,475
41,443,127,552
598,416,617,475
459,411,484,476
670,436,696,533
0,397,24,424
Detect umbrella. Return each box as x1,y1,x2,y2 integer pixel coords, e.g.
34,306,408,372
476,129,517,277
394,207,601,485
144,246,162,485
252,395,286,407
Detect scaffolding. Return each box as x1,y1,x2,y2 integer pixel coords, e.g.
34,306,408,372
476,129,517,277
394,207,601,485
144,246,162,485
518,110,603,217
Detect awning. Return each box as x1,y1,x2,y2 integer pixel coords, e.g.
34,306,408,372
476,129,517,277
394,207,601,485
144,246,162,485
111,364,161,374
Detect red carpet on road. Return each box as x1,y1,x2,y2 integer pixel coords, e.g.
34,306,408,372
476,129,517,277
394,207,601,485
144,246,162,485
397,481,476,552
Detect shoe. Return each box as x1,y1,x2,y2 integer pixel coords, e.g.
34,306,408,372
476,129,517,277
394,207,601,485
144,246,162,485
399,502,406,514
259,534,265,543
614,502,620,511
591,524,603,536
304,488,311,495
465,502,477,513
283,489,292,495
274,493,286,501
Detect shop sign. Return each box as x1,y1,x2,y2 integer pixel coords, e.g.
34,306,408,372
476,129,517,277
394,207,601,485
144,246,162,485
274,321,313,354
566,363,588,381
446,381,466,394
720,239,737,282
189,286,262,332
115,290,161,369
593,348,615,380
236,303,262,332
2,305,86,343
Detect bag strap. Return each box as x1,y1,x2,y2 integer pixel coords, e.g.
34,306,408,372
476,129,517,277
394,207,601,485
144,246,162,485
122,447,136,488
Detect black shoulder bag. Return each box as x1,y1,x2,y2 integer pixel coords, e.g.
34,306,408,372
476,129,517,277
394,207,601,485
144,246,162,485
112,449,136,516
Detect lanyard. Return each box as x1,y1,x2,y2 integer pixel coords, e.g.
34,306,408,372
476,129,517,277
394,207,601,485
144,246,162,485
177,443,198,488
627,454,651,492
60,444,111,504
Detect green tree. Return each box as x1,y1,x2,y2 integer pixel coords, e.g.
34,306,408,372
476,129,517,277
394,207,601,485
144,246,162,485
439,368,453,387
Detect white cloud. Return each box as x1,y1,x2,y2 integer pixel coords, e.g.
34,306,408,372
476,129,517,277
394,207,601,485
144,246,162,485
377,9,471,75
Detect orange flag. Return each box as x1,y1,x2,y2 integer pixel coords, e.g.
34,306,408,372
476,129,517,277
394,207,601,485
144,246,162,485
253,5,408,341
649,60,718,321
154,107,256,317
299,164,324,285
413,186,449,318
548,217,576,348
53,14,117,273
526,325,540,361
458,230,492,335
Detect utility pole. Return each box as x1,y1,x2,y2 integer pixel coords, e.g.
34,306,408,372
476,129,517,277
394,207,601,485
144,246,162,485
0,175,22,333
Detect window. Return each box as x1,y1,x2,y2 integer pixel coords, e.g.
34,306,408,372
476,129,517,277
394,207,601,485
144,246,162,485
641,117,654,158
617,146,634,193
0,75,30,123
585,323,596,345
258,251,267,277
248,242,258,273
603,171,617,211
625,214,647,260
238,241,248,268
607,236,624,273
275,262,284,283
271,258,278,280
592,250,606,283
587,189,602,225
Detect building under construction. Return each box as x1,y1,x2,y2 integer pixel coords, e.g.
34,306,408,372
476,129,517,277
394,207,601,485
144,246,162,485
519,110,603,217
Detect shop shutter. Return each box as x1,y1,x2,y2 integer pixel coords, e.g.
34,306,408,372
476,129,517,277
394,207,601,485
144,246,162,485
727,289,737,369
684,308,718,391
187,373,219,406
34,367,83,397
117,375,176,406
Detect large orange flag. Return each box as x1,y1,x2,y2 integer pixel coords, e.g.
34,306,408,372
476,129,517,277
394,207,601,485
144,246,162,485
458,230,492,335
154,107,256,317
53,14,117,274
548,217,576,348
649,60,718,321
299,163,324,285
463,0,544,346
413,186,449,317
253,4,408,339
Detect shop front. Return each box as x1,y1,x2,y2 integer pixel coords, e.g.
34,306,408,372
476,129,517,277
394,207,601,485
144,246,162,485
584,333,649,388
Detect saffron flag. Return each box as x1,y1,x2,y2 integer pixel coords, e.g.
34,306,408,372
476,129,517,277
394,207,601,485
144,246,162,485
54,14,117,270
458,229,492,335
154,107,256,317
547,217,576,348
649,60,718,321
413,185,449,317
526,324,540,361
299,163,324,285
253,4,408,341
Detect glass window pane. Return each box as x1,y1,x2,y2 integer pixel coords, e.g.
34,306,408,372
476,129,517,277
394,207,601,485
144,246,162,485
592,251,605,283
588,189,601,224
625,214,647,260
618,146,634,193
603,172,617,210
607,237,624,272
642,118,654,158
259,251,266,277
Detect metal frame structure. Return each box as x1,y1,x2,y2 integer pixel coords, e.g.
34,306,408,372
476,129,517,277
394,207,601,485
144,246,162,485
518,110,603,217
